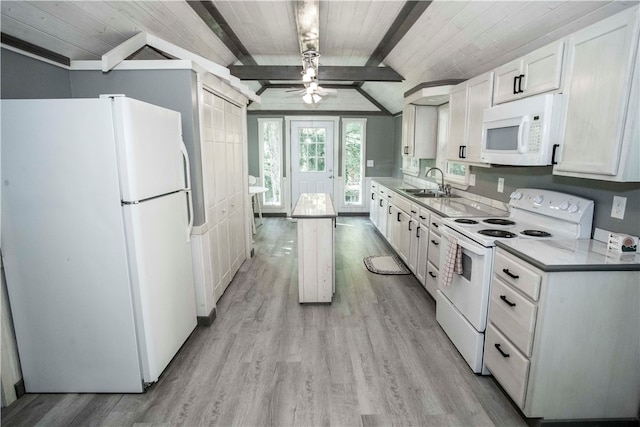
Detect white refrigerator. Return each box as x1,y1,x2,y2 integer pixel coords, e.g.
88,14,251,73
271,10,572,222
1,95,197,393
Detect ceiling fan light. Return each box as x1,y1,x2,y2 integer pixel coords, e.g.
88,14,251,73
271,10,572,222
303,93,313,104
309,82,318,91
306,67,316,77
302,74,312,83
312,94,322,103
306,86,314,94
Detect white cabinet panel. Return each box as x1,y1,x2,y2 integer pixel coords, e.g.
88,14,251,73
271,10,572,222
447,73,493,164
554,7,639,181
493,41,564,105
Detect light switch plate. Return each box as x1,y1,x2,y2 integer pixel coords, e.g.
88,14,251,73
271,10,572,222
366,160,374,167
497,177,504,193
611,196,627,219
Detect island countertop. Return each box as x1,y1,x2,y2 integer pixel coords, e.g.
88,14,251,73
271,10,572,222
292,193,337,218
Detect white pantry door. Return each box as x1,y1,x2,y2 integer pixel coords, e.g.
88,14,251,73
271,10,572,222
290,120,334,211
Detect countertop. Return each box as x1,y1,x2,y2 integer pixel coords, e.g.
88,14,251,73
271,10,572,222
292,193,337,218
496,239,640,272
371,178,509,218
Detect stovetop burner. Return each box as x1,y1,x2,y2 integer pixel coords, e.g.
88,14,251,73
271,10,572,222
483,218,516,226
454,219,479,224
521,230,552,238
478,229,517,238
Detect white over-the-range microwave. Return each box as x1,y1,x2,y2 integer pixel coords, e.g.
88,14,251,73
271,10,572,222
481,93,563,166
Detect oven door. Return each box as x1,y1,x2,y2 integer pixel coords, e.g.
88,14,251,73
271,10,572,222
439,226,494,332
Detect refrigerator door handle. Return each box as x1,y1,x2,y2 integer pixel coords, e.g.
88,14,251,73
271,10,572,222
180,142,194,242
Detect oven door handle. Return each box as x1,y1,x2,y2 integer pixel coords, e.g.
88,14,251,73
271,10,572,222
441,227,486,256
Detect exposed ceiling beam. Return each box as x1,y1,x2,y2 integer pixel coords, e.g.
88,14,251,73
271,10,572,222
1,33,70,66
228,65,403,82
365,1,432,67
187,0,269,89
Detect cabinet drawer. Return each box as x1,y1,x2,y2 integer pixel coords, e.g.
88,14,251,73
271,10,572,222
429,214,443,236
494,250,541,300
489,278,537,356
428,233,441,267
418,208,430,227
410,203,421,221
393,194,412,215
484,324,530,409
425,261,438,299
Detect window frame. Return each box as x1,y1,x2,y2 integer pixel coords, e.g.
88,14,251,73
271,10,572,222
341,118,367,207
257,118,284,208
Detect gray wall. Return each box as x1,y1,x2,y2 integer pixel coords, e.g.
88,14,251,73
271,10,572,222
246,113,396,178
69,70,205,226
1,48,71,99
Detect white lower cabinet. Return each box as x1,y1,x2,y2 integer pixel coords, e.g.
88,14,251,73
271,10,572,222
485,248,640,420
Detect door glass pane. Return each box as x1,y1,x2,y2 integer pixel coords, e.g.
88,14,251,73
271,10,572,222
260,120,282,206
462,253,472,281
344,120,364,205
298,128,327,172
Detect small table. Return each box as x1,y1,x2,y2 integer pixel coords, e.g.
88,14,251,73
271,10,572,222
292,193,337,303
249,186,268,234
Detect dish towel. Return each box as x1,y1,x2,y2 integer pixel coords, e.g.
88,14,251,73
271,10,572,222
441,237,463,287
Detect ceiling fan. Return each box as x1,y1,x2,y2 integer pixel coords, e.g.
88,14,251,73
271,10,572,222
287,50,337,104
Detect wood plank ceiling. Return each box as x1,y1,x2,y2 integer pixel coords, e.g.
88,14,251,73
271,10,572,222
1,1,637,114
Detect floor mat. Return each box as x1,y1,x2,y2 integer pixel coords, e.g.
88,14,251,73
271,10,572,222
363,255,411,275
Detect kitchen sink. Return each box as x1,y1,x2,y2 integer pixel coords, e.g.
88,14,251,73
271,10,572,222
400,188,459,198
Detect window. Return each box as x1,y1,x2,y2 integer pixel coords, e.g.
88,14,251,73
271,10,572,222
342,119,366,205
298,127,326,172
258,118,283,207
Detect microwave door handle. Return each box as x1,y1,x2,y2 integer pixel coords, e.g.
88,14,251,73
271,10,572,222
517,117,530,154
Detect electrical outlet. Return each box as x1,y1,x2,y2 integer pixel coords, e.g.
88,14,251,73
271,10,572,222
611,196,627,219
469,173,476,186
366,160,374,167
497,177,504,193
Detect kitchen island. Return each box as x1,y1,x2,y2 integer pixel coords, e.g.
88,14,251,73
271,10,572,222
292,193,337,303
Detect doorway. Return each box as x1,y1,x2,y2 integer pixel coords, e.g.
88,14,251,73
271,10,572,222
289,119,336,213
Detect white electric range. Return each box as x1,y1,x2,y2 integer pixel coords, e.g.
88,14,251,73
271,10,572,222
436,189,594,373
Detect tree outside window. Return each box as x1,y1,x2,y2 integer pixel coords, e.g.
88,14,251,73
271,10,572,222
259,119,282,206
343,119,366,206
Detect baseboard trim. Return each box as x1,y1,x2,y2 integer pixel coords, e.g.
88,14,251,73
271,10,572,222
337,212,370,217
197,307,216,327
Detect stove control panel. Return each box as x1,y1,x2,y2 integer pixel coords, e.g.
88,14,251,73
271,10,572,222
509,188,594,226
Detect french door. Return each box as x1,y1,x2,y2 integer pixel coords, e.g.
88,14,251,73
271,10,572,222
290,120,335,212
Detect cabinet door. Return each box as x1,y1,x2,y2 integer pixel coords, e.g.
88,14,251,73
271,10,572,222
555,10,639,176
416,225,429,286
521,41,564,98
396,210,412,265
402,105,416,156
447,82,468,161
378,197,388,237
369,191,379,228
465,72,494,163
493,60,522,105
413,106,438,159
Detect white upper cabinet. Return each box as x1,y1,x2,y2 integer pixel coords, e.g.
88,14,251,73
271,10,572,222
402,104,437,159
447,72,493,165
493,41,564,105
553,6,639,181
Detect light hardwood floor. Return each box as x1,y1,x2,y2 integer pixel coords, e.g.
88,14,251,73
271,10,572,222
1,217,527,426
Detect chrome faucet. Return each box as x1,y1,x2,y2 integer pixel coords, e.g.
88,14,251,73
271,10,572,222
425,167,445,193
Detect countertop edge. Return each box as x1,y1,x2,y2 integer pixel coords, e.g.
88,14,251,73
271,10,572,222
495,241,640,272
